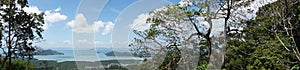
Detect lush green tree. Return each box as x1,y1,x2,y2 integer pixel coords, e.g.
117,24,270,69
129,5,202,70
0,0,44,69
130,0,254,69
223,0,300,69
2,60,35,70
131,0,300,69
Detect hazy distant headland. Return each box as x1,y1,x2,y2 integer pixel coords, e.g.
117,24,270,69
33,49,64,55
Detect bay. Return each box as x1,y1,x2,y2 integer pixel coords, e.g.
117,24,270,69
34,49,145,62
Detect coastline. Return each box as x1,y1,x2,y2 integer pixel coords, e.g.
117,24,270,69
33,49,145,62
30,59,144,70
30,49,146,69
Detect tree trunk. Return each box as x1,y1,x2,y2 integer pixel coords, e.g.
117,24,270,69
7,1,13,70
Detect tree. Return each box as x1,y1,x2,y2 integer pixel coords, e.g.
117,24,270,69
129,4,205,70
129,0,254,69
182,0,254,69
0,0,44,70
3,60,35,70
223,0,300,69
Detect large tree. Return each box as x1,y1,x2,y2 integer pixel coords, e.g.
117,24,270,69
129,0,254,69
130,5,202,70
223,0,300,69
0,0,44,70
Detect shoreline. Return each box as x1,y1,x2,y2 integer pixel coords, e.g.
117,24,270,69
30,59,143,70
34,56,146,63
35,59,144,63
33,49,146,62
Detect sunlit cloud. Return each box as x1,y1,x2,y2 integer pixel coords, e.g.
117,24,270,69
66,13,114,35
23,6,68,30
129,13,151,31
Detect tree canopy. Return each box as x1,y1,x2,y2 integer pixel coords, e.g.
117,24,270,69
130,0,300,70
0,0,44,69
224,0,300,69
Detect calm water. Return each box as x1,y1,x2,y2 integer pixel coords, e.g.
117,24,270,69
34,49,144,62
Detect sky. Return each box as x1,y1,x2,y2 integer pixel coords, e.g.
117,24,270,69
26,0,180,50
25,0,276,50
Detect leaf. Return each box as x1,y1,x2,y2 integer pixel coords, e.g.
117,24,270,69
185,11,192,17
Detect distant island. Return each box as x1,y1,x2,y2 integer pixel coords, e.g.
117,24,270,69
105,51,132,56
33,49,64,55
105,51,151,57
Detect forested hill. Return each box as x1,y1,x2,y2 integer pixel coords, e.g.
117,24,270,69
224,0,300,69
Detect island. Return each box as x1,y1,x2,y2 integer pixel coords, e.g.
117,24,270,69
105,51,151,57
105,51,132,56
33,49,64,55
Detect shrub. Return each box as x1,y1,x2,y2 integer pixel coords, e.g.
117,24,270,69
2,60,35,70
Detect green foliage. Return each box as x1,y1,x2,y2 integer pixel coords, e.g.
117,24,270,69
184,11,193,17
158,45,181,70
130,4,209,70
291,65,300,70
195,64,213,70
131,0,300,70
298,5,300,20
2,60,35,70
224,0,300,69
0,0,45,69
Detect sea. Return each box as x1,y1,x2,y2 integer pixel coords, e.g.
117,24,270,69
34,48,145,62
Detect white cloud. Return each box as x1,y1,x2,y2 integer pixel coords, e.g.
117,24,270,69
55,7,61,12
67,14,96,33
251,0,277,12
93,21,106,31
102,22,114,35
197,16,210,31
129,13,151,31
23,6,68,30
179,0,192,7
44,9,67,23
234,0,277,19
211,19,225,36
209,0,277,36
63,40,72,44
67,13,114,34
23,6,42,14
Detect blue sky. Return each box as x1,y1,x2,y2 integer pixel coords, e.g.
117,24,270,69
26,0,180,50
25,0,276,50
